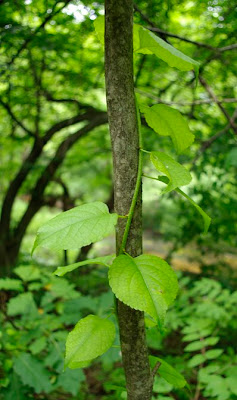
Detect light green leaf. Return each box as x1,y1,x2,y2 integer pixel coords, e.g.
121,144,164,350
150,356,187,388
137,27,200,74
54,254,115,277
188,354,206,368
109,254,178,325
14,265,41,282
0,278,23,292
13,353,52,393
94,16,199,75
150,152,192,193
205,349,223,360
93,15,104,45
32,202,118,253
142,104,194,153
184,340,206,352
29,337,47,355
65,315,116,369
158,176,211,233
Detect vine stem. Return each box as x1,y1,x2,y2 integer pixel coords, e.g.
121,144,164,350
119,97,143,255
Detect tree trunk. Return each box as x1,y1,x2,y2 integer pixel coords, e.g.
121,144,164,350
104,1,153,399
0,239,20,277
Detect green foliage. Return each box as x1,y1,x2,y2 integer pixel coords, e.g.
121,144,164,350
65,315,116,369
1,1,236,399
13,353,53,393
150,152,192,193
141,104,194,153
33,202,118,253
14,265,41,282
109,254,178,324
0,279,23,292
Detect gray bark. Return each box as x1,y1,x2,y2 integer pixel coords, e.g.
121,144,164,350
104,1,153,398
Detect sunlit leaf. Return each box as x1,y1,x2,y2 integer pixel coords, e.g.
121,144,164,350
150,152,192,193
109,254,178,325
65,315,115,369
32,202,118,253
94,16,199,75
137,27,200,74
142,104,194,153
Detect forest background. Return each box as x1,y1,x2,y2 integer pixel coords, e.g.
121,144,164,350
0,0,237,399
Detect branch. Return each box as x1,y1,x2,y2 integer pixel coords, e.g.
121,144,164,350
0,109,106,237
42,89,82,110
219,43,237,52
192,108,237,165
135,88,237,106
134,3,237,52
199,76,237,134
0,98,35,137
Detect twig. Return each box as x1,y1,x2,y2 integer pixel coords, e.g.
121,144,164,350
152,361,161,378
199,76,237,134
0,98,35,137
134,3,237,52
192,108,237,166
135,88,237,106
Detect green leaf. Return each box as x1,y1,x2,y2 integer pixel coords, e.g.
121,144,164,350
32,202,118,253
109,254,178,324
14,265,41,282
188,354,206,368
150,356,187,388
150,152,192,193
184,340,206,352
29,337,47,355
54,254,115,277
226,376,237,395
7,292,38,317
93,15,104,44
205,349,223,359
158,176,211,233
65,315,116,369
94,16,199,75
0,278,23,292
142,104,194,153
136,27,199,74
3,373,26,400
13,353,52,393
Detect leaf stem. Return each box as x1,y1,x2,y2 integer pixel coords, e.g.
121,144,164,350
119,97,143,254
140,148,150,154
142,174,159,181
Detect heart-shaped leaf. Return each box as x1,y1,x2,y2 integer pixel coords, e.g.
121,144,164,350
150,152,192,193
142,104,194,153
109,254,178,325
